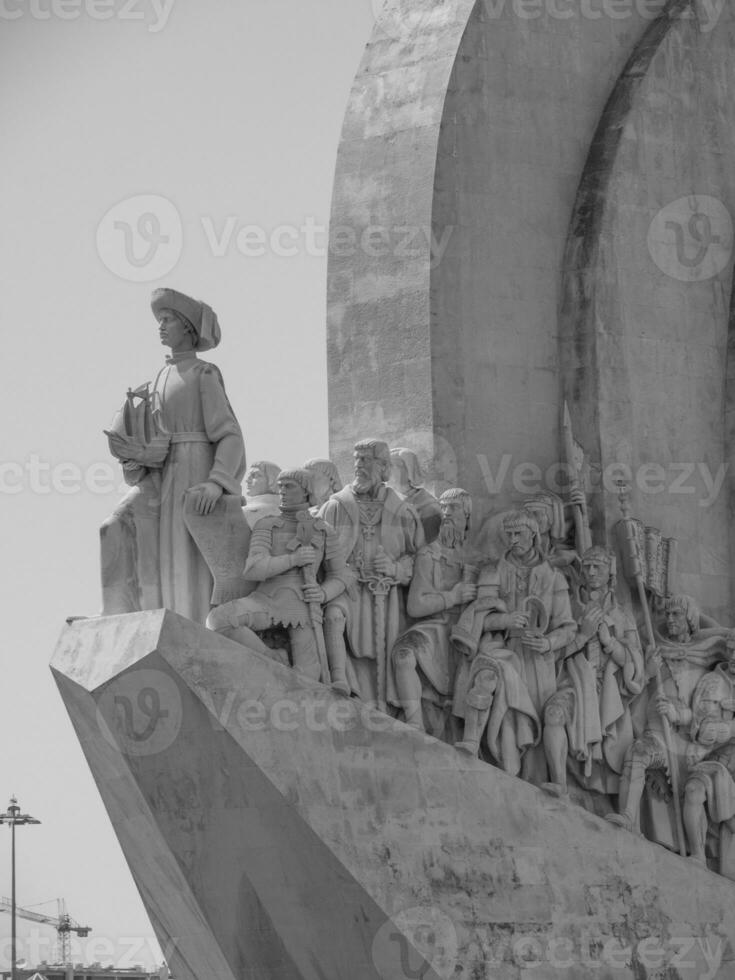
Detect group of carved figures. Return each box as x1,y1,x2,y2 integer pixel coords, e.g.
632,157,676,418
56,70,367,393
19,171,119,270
100,289,735,881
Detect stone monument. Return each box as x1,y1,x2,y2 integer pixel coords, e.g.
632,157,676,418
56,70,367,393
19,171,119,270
52,2,735,978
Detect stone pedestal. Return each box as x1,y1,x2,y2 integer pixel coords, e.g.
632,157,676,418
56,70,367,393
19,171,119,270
52,612,735,979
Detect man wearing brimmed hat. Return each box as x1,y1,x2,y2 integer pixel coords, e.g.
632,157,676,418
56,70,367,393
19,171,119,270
101,288,246,624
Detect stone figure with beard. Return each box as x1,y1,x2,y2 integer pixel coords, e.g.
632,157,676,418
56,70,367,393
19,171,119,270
606,593,729,850
319,439,423,705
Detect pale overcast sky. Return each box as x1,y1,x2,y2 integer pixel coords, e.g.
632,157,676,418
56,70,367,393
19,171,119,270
0,1,375,968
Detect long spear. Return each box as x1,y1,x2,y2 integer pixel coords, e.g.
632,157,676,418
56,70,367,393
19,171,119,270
615,482,686,856
562,401,592,554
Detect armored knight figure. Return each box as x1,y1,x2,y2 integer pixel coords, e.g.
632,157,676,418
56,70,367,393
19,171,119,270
101,287,246,624
454,510,576,784
542,546,645,798
320,439,424,705
662,632,735,874
389,447,442,544
606,594,729,847
389,488,478,738
207,469,351,682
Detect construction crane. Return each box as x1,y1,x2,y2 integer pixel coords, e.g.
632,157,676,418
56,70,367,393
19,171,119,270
0,897,91,965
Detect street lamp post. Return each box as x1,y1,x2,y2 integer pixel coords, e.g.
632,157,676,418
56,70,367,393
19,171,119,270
0,798,40,980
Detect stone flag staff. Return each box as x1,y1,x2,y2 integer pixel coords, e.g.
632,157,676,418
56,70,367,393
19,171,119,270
100,288,246,624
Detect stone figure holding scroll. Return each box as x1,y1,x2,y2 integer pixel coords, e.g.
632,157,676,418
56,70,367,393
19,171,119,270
101,288,246,624
320,439,423,704
454,510,576,783
389,488,477,737
542,546,645,798
207,469,351,682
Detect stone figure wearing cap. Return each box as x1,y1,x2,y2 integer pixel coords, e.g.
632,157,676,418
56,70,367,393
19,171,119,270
101,288,246,624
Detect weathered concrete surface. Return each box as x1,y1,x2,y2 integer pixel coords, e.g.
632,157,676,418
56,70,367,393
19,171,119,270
328,0,735,619
54,612,735,979
559,0,735,622
328,0,652,522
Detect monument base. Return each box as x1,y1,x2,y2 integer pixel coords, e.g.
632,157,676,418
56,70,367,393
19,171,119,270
52,612,735,979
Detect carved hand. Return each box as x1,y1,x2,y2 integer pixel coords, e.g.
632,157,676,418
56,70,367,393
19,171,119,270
567,484,586,508
523,630,551,654
645,645,663,678
597,621,612,647
303,584,326,604
292,545,317,568
505,612,529,630
188,481,223,515
373,548,397,578
655,695,679,724
451,582,478,606
579,605,604,640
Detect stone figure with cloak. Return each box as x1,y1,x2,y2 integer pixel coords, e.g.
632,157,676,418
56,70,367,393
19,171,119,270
389,488,478,740
606,593,729,851
659,633,735,875
320,438,424,705
454,510,577,784
101,288,246,625
542,545,644,802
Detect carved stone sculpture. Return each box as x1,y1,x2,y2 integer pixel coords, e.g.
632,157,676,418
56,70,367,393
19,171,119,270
454,510,576,784
242,460,281,528
319,439,423,705
542,546,645,799
522,491,580,577
389,447,442,544
303,457,343,511
659,633,735,875
100,288,246,624
606,594,729,849
207,469,351,682
389,488,477,738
